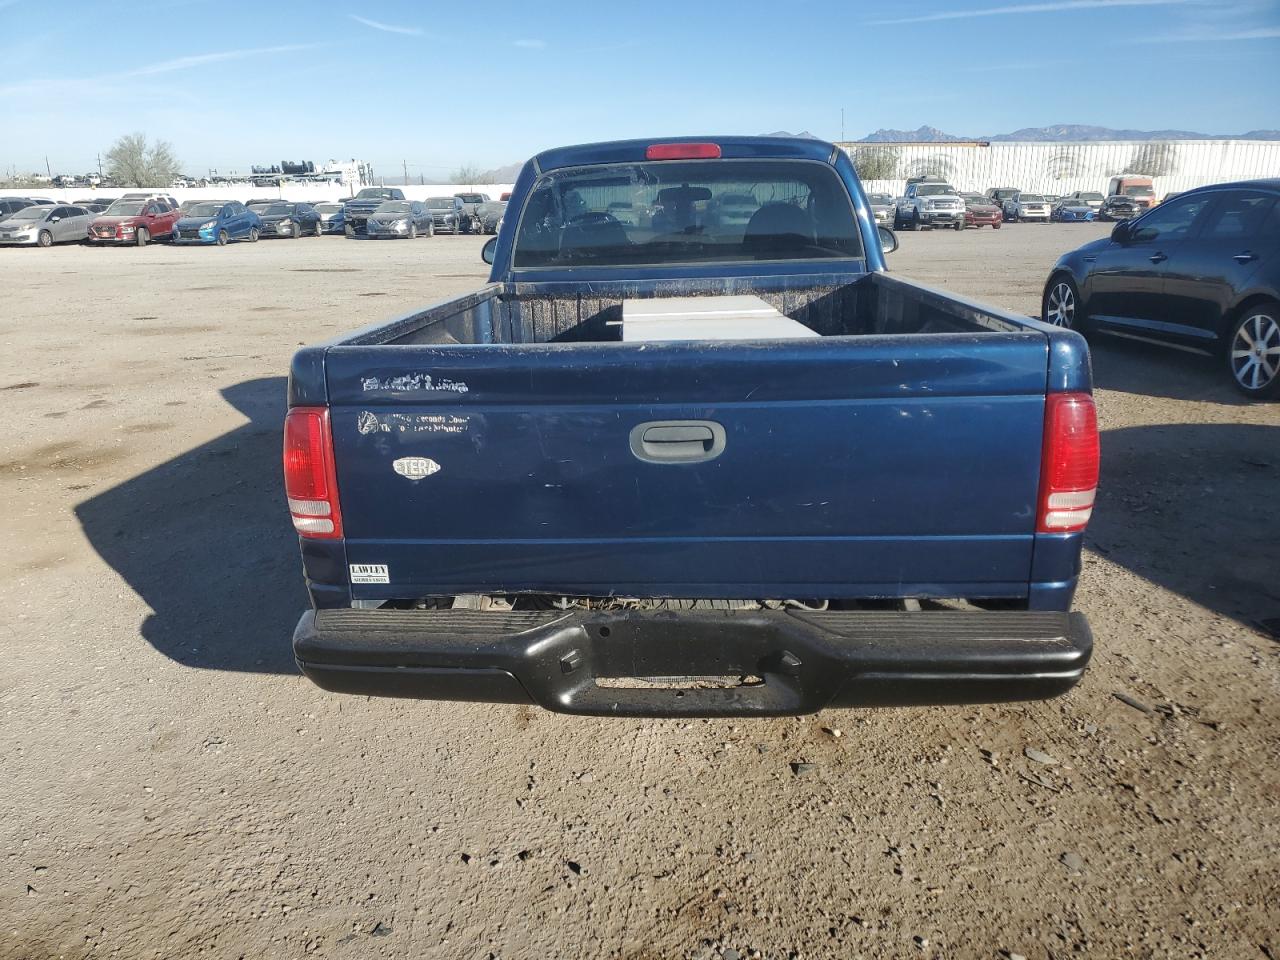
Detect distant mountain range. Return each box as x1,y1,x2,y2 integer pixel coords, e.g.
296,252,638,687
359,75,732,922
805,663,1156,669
856,124,1280,142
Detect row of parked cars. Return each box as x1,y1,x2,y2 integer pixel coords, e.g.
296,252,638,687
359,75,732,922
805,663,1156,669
864,174,1172,232
0,189,510,248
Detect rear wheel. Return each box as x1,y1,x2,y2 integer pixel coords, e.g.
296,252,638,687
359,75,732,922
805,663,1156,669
249,227,259,243
344,223,355,238
37,229,53,247
408,222,417,239
910,210,922,231
1042,276,1080,330
135,228,149,247
313,220,322,237
1226,304,1280,399
216,229,228,246
426,221,434,237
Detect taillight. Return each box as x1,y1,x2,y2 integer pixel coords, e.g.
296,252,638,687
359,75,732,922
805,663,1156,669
1037,393,1099,533
283,407,343,539
645,142,721,160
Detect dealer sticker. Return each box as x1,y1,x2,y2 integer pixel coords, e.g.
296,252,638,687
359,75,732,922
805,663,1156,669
349,563,390,584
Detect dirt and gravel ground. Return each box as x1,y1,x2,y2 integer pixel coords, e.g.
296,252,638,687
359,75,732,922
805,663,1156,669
1,225,1277,960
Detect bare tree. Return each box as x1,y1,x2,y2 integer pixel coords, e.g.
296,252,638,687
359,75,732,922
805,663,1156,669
104,133,182,187
450,164,482,185
848,146,899,181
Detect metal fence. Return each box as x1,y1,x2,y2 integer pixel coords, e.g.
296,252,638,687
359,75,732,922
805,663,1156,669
841,140,1280,197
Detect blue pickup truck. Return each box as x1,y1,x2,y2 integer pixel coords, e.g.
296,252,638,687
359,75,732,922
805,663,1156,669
284,136,1099,717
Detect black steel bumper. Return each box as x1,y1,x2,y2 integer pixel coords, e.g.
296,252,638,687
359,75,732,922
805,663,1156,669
294,608,1092,717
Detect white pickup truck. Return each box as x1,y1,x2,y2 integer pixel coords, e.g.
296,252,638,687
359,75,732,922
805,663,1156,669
895,179,965,231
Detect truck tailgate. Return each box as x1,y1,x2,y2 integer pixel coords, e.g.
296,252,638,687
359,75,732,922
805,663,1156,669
325,334,1049,601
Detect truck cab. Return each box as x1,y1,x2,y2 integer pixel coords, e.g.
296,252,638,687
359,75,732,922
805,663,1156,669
1106,175,1156,210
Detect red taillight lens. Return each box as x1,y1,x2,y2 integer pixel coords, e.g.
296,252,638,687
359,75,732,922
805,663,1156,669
645,142,721,161
284,407,343,539
1037,393,1099,533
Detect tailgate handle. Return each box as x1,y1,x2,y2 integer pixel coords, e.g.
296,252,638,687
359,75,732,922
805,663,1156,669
630,420,726,463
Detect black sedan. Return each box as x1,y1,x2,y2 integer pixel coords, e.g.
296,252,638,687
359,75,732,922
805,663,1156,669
1042,179,1280,399
1097,195,1141,222
256,202,322,238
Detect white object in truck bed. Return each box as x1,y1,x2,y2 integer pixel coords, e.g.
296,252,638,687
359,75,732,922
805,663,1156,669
619,295,819,343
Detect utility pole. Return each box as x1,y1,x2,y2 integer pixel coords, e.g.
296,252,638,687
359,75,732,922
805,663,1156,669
97,153,103,178
45,155,52,179
402,159,408,186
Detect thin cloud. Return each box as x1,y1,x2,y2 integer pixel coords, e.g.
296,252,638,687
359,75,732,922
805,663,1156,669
1144,25,1280,41
123,44,322,78
348,14,423,36
512,38,547,48
0,43,326,98
871,0,1191,25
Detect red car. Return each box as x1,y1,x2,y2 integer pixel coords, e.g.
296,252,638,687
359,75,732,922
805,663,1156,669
962,195,1003,229
88,197,181,246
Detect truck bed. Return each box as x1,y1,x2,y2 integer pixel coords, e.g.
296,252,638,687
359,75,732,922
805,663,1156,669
327,271,1027,348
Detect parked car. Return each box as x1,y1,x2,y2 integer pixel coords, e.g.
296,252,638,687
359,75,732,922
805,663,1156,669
1050,198,1095,222
0,197,35,218
120,191,179,209
961,193,1002,229
73,198,115,214
1005,192,1051,223
342,187,406,237
88,197,180,245
1159,191,1182,205
285,136,1097,717
454,192,490,231
1042,179,1279,398
896,179,965,231
173,200,261,245
0,203,93,246
365,200,433,239
1096,195,1142,222
1107,175,1156,211
985,186,1020,216
257,201,321,238
246,198,280,214
866,192,895,227
474,199,507,234
425,196,468,234
314,202,347,235
1065,191,1105,211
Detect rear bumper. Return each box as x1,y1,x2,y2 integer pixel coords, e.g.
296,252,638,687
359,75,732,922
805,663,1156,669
294,607,1093,717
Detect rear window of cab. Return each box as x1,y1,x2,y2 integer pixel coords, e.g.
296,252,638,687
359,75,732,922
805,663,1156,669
512,159,863,269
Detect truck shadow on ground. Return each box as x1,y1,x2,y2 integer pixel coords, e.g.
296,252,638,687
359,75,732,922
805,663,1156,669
1090,422,1279,630
75,377,305,674
1088,334,1248,405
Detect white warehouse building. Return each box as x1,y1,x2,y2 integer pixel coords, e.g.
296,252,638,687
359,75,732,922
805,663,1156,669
840,139,1280,197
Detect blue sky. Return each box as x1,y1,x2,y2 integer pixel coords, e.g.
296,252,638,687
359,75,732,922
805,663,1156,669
1,0,1277,179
